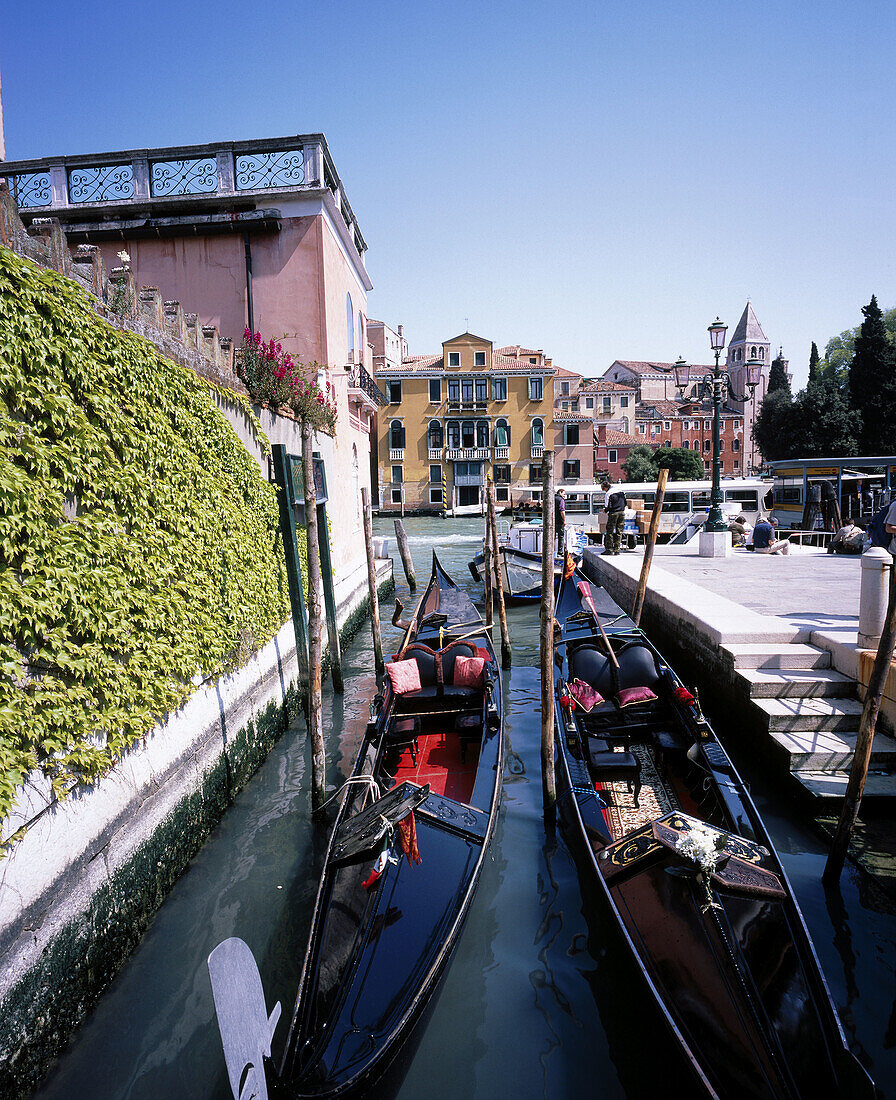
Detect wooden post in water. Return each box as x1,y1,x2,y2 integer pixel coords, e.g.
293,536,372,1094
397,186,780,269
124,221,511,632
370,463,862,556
361,487,384,678
487,481,512,668
483,509,494,627
540,452,556,810
301,421,326,814
631,467,669,627
824,561,896,883
271,444,309,688
316,497,344,693
394,519,417,591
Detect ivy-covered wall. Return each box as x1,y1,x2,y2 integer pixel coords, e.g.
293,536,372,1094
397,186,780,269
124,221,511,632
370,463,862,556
0,247,294,830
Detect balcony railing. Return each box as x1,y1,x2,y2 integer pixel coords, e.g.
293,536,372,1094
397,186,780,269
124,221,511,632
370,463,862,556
389,448,405,461
428,447,443,461
349,364,388,407
531,445,544,460
446,447,490,461
494,446,509,460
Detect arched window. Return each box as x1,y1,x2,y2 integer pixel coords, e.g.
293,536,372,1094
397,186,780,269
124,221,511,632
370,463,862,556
389,420,405,449
683,439,690,449
358,311,365,359
758,347,764,360
461,420,475,448
495,418,510,446
447,421,460,448
476,420,489,448
750,346,757,359
428,420,443,448
532,418,544,446
346,293,354,357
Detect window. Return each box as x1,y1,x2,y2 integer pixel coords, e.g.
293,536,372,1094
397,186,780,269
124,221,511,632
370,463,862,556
391,488,403,504
492,377,507,401
733,419,740,428
447,421,460,448
651,424,661,436
528,464,542,484
389,421,405,448
531,418,544,446
495,419,510,446
430,487,443,504
602,397,612,413
561,382,570,396
448,352,460,367
620,396,629,408
571,400,579,411
608,448,617,463
429,464,441,483
388,380,402,404
663,421,671,430
461,377,474,403
718,440,724,452
663,440,671,448
475,376,488,403
476,420,489,448
496,486,509,502
529,377,543,401
638,424,646,434
704,439,711,452
758,348,764,360
474,351,486,367
565,424,580,445
529,357,537,364
682,439,689,449
391,465,403,483
448,378,460,403
734,460,740,470
461,420,475,447
750,346,757,358
429,378,441,403
585,397,594,409
494,465,511,482
346,293,354,356
563,460,581,479
428,420,443,448
732,438,740,451
704,419,711,429
561,401,568,410
358,311,365,358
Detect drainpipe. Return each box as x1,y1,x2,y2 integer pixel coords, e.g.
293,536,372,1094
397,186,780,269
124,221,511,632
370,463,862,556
244,231,254,334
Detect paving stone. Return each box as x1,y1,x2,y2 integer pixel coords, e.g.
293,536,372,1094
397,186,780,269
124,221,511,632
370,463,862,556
724,643,832,670
737,668,855,698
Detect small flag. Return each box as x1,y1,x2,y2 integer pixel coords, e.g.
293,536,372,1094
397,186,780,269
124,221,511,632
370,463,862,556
397,812,422,865
564,551,575,580
362,845,389,891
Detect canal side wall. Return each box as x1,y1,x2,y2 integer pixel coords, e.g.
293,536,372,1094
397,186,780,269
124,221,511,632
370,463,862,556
0,562,392,1099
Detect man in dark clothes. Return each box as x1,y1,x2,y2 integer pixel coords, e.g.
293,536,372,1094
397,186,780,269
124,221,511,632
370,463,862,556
554,490,566,553
601,480,627,555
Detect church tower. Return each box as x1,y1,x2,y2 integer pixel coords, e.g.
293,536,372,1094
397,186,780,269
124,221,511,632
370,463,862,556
725,302,770,474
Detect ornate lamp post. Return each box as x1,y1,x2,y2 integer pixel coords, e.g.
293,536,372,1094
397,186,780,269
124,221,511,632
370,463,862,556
674,318,761,554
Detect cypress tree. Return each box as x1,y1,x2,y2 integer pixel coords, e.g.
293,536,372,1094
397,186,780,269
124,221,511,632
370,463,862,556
768,352,790,396
808,341,820,383
849,294,896,453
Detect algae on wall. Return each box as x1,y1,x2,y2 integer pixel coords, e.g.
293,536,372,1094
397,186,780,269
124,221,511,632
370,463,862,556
0,247,294,827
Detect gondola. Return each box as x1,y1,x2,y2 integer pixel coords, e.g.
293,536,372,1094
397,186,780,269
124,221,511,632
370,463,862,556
209,554,503,1099
551,568,874,1099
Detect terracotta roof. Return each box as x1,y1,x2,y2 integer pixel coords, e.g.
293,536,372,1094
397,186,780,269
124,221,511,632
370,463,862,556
495,345,542,357
552,366,582,379
553,411,592,422
611,360,715,376
375,350,555,375
636,400,681,417
600,428,641,446
581,380,636,393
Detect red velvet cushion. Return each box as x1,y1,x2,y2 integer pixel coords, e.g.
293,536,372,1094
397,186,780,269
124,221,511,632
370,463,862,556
616,685,657,707
386,659,422,695
454,654,486,688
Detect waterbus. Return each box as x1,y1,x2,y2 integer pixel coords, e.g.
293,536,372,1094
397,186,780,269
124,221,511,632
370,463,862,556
513,477,773,542
762,456,896,530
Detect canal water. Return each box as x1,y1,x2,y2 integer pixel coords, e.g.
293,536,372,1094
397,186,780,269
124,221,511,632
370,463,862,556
32,517,896,1099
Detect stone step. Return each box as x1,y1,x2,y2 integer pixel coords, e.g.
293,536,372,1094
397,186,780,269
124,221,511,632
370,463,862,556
792,770,896,802
770,727,896,771
737,668,856,699
724,643,831,670
752,696,865,734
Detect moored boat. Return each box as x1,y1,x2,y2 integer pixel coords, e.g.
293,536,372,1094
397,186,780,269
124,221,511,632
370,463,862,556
551,569,874,1099
209,554,503,1099
468,519,586,603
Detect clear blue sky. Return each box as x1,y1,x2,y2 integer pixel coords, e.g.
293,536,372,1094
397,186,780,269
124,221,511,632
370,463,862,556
3,0,894,387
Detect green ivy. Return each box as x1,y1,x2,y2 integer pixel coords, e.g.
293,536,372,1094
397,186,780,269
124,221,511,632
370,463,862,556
0,248,295,826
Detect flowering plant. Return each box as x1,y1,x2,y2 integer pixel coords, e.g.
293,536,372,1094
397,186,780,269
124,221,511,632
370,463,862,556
237,329,337,435
673,819,730,912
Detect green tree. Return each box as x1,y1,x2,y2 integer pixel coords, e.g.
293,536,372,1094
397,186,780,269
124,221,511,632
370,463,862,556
753,389,794,460
789,375,860,457
768,353,790,396
849,295,896,454
654,447,705,480
621,444,657,481
820,302,896,387
808,341,820,383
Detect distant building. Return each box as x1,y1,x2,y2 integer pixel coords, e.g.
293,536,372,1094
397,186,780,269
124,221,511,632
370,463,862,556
635,401,746,476
594,425,641,481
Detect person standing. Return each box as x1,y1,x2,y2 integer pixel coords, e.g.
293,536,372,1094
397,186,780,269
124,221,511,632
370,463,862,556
554,489,566,554
601,480,627,555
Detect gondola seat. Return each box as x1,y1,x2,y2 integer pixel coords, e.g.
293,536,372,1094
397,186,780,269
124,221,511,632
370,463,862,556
586,736,641,806
385,716,420,764
392,642,488,714
569,641,669,734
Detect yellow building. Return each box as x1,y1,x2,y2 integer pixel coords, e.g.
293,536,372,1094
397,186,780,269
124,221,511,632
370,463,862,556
376,332,555,514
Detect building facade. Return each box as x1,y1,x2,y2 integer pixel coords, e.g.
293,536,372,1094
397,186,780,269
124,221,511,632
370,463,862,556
635,401,746,476
375,333,555,514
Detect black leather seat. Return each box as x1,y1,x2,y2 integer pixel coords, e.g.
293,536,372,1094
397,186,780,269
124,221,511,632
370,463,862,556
586,736,641,806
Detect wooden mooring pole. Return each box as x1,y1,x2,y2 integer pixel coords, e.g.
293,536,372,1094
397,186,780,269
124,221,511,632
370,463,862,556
361,487,384,678
487,481,512,668
301,421,326,814
316,496,344,693
823,561,896,884
631,467,669,627
483,508,494,627
394,518,417,592
540,452,556,810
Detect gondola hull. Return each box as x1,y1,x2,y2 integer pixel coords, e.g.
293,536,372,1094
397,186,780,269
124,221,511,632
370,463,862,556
279,555,504,1097
552,571,874,1100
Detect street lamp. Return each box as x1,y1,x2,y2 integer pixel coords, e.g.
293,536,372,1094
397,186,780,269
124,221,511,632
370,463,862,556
675,317,761,542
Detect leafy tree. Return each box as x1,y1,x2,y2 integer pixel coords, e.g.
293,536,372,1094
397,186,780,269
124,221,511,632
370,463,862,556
752,389,793,460
808,341,820,383
768,353,790,396
621,444,658,481
654,447,705,481
849,295,896,454
820,302,896,386
789,375,860,457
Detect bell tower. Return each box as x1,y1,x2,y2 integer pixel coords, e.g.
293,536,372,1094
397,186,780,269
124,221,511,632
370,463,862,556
725,302,770,473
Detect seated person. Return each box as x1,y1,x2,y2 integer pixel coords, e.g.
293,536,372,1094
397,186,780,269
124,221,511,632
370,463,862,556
728,513,753,547
752,517,791,555
828,519,865,554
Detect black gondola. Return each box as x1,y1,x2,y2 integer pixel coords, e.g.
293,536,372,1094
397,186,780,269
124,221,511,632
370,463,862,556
551,569,874,1099
209,554,503,1099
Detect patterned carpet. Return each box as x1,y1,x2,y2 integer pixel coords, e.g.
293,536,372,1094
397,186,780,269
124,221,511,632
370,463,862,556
600,742,681,840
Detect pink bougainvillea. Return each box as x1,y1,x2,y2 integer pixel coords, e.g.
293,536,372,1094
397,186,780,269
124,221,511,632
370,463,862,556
237,329,337,434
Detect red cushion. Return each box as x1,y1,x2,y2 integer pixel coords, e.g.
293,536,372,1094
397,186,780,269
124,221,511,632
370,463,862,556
617,685,657,707
386,659,422,695
454,654,486,688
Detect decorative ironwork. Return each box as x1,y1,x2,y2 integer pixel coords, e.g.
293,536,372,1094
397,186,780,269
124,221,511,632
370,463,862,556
350,365,388,406
8,172,52,208
234,149,304,191
67,164,134,203
151,158,217,197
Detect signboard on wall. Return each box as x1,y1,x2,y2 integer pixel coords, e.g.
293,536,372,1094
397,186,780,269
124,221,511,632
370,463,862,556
288,454,328,505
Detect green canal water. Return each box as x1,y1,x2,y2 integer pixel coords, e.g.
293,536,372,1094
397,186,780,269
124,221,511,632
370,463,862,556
31,517,896,1098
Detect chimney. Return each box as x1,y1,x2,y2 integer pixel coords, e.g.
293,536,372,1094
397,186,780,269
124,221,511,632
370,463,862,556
397,324,403,336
